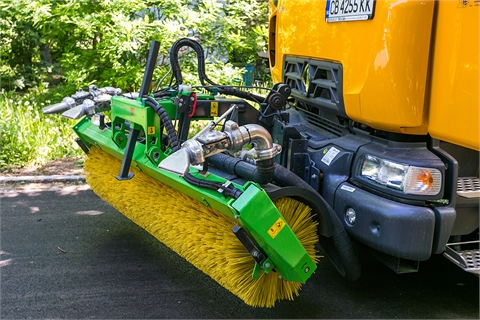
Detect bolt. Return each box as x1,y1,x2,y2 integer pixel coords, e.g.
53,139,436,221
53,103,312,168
265,263,271,268
304,267,310,273
251,250,260,258
272,97,282,107
311,174,317,180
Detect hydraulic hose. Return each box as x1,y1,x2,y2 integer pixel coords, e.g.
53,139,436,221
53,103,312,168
169,38,266,104
272,164,361,281
144,95,180,152
183,172,243,199
170,38,216,87
207,153,275,185
272,164,316,194
208,86,265,104
153,90,172,98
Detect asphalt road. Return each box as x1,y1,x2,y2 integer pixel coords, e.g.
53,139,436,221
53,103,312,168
1,184,479,319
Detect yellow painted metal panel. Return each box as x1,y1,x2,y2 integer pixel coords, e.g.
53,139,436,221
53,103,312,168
269,0,434,133
428,1,479,151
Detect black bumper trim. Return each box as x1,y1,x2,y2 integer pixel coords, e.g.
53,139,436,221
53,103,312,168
334,182,435,261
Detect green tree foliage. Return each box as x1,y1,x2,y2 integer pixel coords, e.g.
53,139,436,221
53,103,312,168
0,0,269,92
0,0,269,168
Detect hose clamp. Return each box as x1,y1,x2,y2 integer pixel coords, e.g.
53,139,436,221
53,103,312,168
246,144,282,161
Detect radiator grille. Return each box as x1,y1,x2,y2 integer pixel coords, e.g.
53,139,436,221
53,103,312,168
291,109,343,149
283,57,345,117
303,110,343,138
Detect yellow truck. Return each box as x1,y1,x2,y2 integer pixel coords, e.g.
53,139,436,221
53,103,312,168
267,0,479,274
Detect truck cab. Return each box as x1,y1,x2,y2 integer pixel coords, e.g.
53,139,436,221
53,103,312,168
268,0,479,274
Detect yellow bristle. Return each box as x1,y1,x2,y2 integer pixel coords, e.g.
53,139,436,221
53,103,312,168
84,147,319,308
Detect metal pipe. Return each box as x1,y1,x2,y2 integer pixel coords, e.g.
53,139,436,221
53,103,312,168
240,124,273,150
225,122,279,159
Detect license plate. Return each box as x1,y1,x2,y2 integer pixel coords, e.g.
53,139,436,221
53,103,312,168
326,0,375,22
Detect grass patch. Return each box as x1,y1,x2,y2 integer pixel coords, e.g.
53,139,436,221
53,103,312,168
0,83,83,169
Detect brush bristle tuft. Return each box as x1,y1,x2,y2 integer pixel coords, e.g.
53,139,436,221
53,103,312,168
84,147,319,307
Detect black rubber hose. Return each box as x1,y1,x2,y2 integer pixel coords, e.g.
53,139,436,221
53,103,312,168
170,38,216,87
272,163,316,194
272,165,361,281
169,38,266,104
144,95,180,152
211,86,265,104
183,172,243,199
153,91,172,98
207,153,275,185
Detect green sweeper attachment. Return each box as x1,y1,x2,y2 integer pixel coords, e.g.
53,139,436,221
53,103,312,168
43,39,360,307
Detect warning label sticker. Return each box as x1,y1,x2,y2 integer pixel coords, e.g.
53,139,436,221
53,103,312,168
321,147,340,166
268,218,286,239
210,102,219,116
147,126,155,135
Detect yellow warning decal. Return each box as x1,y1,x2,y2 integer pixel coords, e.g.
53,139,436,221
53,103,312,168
268,218,286,239
210,102,219,116
147,126,155,135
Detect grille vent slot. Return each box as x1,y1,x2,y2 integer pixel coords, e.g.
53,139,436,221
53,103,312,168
283,57,346,117
292,109,344,148
457,177,480,198
304,110,343,138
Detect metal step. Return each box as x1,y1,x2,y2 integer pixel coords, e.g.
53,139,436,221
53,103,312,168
443,240,480,274
457,177,480,199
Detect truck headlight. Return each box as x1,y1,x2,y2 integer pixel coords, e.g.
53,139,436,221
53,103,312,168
357,154,442,195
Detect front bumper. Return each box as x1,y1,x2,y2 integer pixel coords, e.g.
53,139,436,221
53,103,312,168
334,182,436,261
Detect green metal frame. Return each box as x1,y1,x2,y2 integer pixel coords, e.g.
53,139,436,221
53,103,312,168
73,96,316,283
